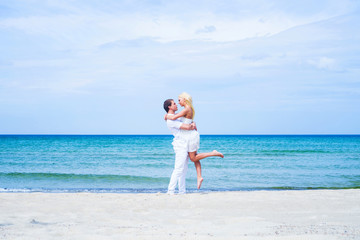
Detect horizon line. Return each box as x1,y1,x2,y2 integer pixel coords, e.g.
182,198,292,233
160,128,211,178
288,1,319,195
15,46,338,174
1,134,360,136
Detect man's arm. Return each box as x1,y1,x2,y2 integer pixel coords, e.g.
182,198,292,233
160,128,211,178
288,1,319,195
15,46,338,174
180,123,195,130
166,119,195,131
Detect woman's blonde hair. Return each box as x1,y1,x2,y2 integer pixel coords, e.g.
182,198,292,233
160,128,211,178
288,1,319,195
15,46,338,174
178,92,195,119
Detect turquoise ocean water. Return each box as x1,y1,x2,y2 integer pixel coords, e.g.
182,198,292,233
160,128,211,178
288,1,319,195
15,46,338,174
0,135,359,193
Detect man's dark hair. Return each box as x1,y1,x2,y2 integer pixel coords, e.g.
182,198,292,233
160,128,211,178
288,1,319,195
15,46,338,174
163,99,173,113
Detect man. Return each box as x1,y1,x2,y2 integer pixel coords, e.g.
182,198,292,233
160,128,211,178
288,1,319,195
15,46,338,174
163,99,196,194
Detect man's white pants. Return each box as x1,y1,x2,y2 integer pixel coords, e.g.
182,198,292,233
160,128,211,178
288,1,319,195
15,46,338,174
168,139,189,194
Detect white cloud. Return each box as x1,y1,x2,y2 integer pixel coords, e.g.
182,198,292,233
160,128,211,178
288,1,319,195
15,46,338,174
196,25,216,34
308,57,339,71
1,0,351,47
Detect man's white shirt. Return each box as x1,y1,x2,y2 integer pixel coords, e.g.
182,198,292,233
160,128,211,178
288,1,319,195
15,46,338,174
166,114,182,138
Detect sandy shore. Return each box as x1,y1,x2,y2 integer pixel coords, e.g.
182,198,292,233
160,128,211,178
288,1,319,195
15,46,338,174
0,190,359,239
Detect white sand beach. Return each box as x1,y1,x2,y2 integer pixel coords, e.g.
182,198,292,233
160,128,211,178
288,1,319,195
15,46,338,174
1,190,359,239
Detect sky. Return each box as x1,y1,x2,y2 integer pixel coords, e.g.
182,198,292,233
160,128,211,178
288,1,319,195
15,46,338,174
0,0,359,134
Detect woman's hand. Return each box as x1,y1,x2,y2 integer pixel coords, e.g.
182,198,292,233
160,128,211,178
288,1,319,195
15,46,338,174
164,114,168,121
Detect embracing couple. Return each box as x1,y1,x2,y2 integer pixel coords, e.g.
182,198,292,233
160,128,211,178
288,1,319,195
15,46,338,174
163,92,223,194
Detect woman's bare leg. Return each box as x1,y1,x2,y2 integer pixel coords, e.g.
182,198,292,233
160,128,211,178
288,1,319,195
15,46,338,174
188,151,224,189
189,152,203,189
189,150,224,162
193,160,203,189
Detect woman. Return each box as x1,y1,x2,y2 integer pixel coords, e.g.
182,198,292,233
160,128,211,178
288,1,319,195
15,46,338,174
165,92,224,189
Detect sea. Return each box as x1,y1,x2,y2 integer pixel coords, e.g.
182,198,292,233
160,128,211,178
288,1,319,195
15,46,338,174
0,135,359,193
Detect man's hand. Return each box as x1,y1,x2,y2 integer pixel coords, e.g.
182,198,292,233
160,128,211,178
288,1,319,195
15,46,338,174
192,122,197,131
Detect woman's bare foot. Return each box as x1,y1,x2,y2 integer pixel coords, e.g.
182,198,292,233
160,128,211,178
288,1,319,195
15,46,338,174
213,150,224,158
197,177,203,189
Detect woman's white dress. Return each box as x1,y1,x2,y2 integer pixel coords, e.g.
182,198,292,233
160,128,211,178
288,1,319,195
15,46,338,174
179,117,200,152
